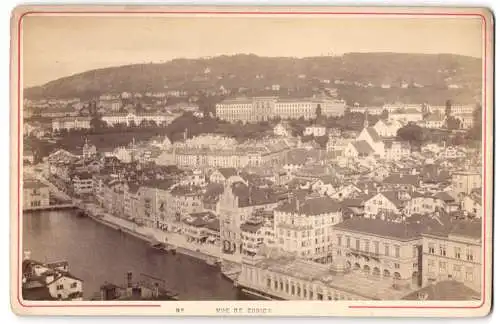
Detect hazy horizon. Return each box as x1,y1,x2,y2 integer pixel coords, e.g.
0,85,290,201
22,15,483,88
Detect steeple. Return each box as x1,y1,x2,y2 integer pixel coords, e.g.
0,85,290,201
363,110,369,129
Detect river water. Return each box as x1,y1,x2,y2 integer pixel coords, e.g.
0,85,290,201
22,210,245,300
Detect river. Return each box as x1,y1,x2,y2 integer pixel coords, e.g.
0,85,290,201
22,210,247,300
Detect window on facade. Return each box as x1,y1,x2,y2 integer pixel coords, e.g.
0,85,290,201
346,237,350,248
428,243,435,254
455,247,461,259
267,278,271,288
465,268,473,281
70,282,77,289
466,248,474,261
56,284,64,290
394,263,400,269
385,244,390,256
439,245,446,256
394,245,400,258
355,239,360,250
453,264,462,278
439,261,446,272
364,240,370,252
279,281,284,291
337,235,342,246
374,241,380,254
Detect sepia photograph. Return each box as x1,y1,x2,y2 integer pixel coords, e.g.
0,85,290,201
10,5,493,317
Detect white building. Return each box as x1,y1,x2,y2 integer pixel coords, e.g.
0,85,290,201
72,172,94,195
52,117,92,131
303,125,327,137
422,220,481,293
23,179,50,210
102,112,175,127
273,197,343,263
389,109,423,124
373,120,402,138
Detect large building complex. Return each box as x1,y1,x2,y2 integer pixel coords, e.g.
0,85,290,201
215,96,346,123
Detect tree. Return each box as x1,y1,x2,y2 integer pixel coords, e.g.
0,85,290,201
466,103,482,141
381,109,389,120
445,99,453,117
301,135,314,143
316,104,322,119
315,135,329,149
396,123,424,148
90,115,106,130
446,116,461,130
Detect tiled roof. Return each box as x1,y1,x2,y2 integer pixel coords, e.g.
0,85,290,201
73,172,93,180
203,183,224,202
352,141,375,155
240,220,264,233
366,127,382,142
449,220,482,240
276,197,341,215
22,286,56,301
402,281,480,301
23,179,48,189
433,191,455,202
170,185,202,196
231,182,277,207
383,173,420,186
205,219,220,232
333,218,423,241
217,167,238,179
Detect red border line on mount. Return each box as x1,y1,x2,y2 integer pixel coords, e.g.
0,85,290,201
15,9,489,310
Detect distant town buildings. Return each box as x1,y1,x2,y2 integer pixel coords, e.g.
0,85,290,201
52,117,92,131
23,179,50,210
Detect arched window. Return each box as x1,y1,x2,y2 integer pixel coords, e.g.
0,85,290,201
383,269,391,277
373,267,381,276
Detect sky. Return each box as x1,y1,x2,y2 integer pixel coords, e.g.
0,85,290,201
22,15,483,87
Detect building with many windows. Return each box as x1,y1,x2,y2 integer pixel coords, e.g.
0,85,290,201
215,96,345,123
217,181,278,254
451,172,482,196
52,116,92,131
273,197,343,263
23,179,50,210
101,112,177,127
332,218,423,288
237,254,415,301
421,220,481,293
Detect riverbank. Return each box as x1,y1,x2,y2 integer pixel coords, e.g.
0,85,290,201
87,207,242,265
25,169,243,273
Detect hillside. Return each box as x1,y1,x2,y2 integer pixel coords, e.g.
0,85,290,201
24,53,482,105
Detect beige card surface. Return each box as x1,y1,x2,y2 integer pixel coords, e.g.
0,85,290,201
10,5,493,317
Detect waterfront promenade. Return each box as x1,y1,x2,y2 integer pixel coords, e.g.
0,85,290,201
86,203,242,265
24,167,242,266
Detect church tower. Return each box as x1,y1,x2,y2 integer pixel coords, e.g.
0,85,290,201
363,110,369,129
